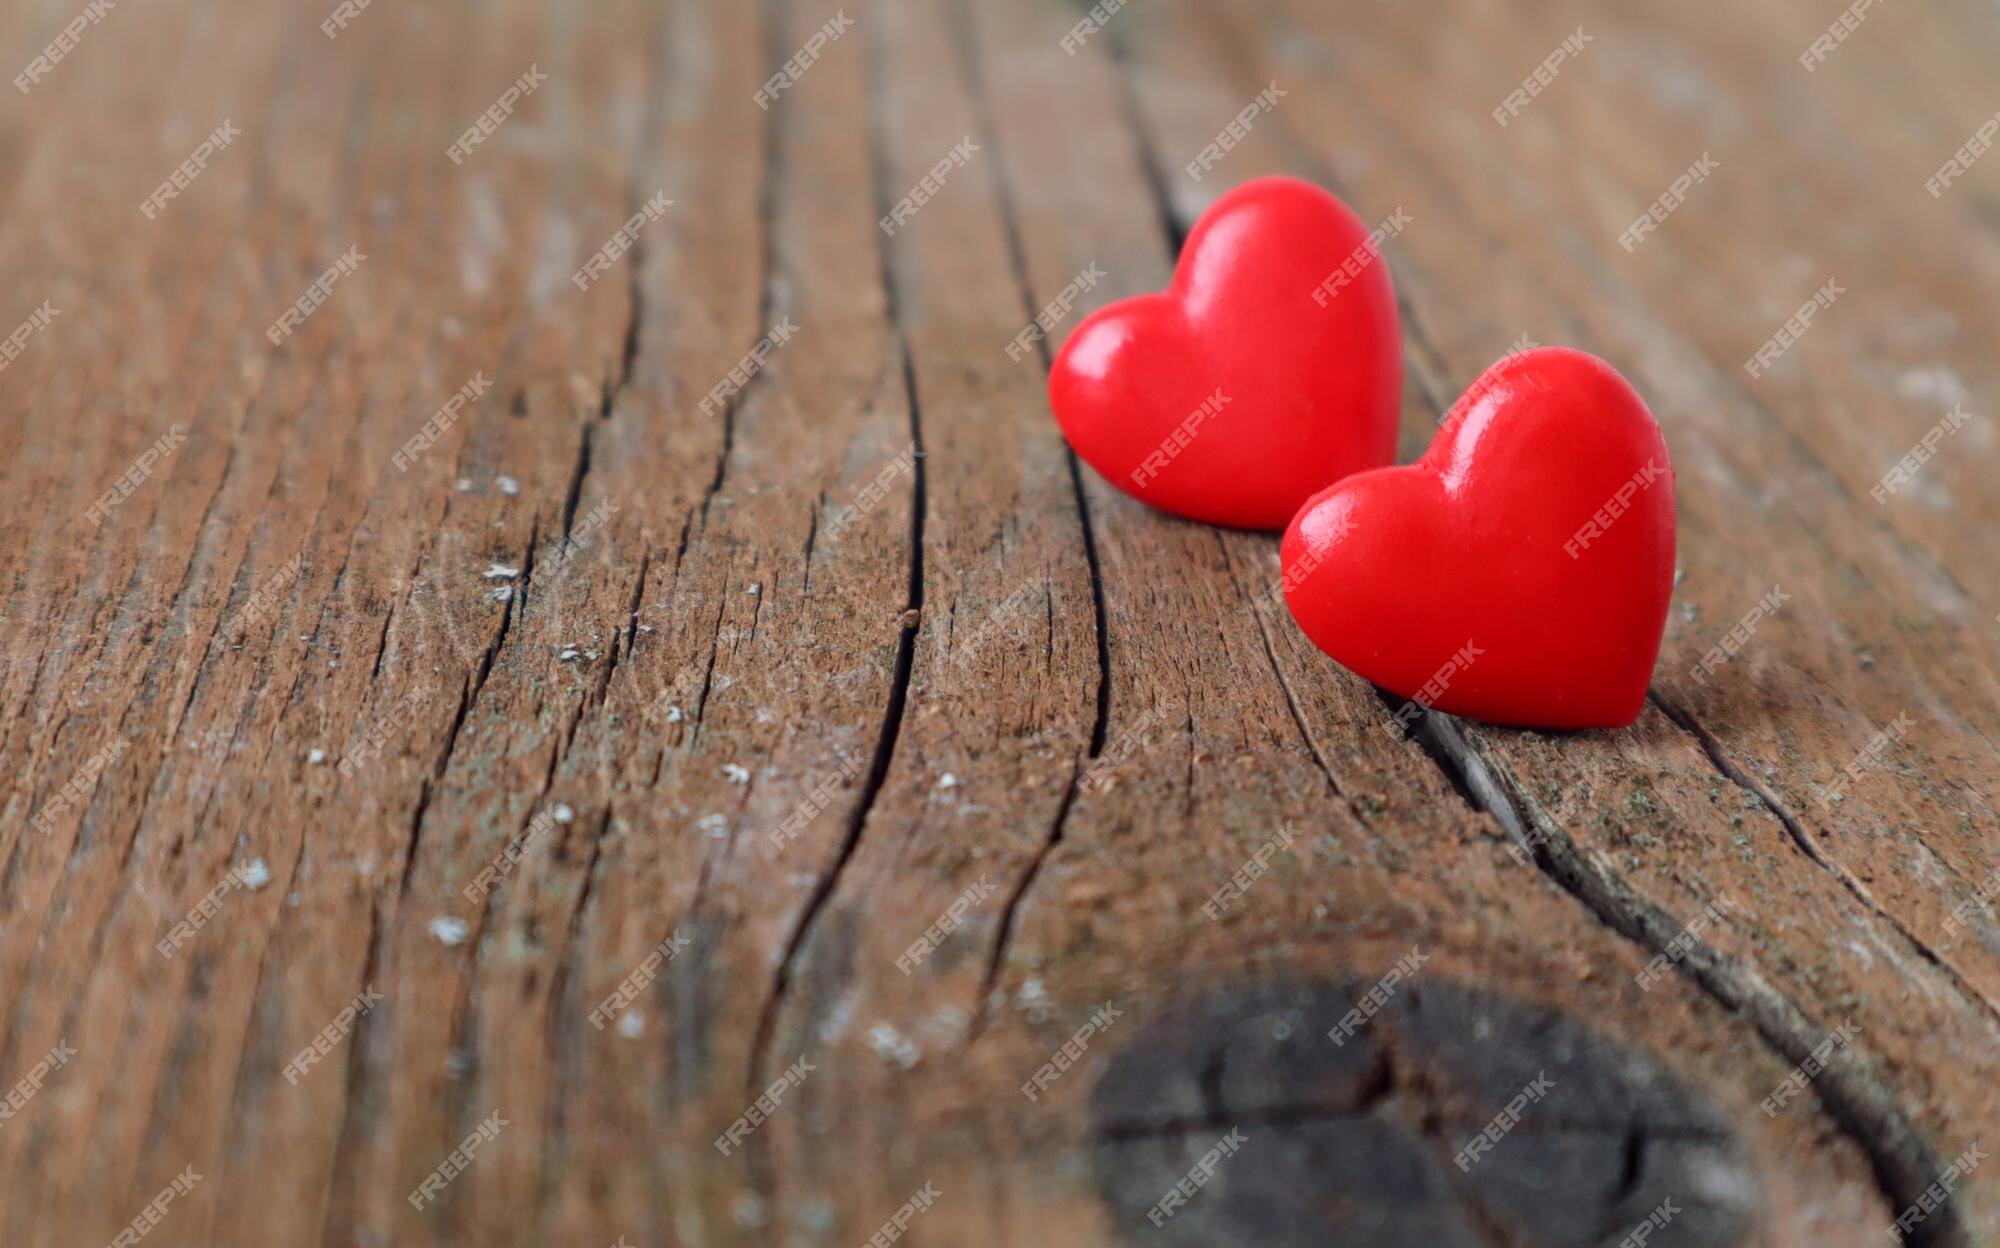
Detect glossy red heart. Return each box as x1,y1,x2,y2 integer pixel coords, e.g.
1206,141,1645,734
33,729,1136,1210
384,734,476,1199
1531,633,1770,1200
1049,176,1402,529
1282,347,1675,730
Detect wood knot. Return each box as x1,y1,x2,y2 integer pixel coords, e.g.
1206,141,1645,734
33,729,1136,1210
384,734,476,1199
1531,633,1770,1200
1088,978,1757,1246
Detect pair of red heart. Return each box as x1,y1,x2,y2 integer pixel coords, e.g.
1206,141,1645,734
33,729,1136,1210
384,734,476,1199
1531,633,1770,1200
1049,177,1674,731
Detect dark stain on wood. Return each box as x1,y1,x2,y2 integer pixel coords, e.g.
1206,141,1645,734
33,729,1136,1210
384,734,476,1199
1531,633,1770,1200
1091,978,1755,1247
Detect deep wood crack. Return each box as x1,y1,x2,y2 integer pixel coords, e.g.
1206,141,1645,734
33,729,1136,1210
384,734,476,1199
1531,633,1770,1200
1650,686,2000,1026
744,0,928,1114
1416,707,1971,1248
947,0,1113,1029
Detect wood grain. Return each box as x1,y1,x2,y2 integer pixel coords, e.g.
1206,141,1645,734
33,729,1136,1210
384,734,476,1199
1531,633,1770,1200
0,0,1993,1244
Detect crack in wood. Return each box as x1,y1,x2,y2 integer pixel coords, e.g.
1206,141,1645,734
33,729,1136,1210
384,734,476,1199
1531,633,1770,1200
1104,18,1187,258
974,756,1085,1035
686,579,730,748
1413,708,1973,1248
698,0,790,534
537,802,614,1217
743,344,925,1096
315,894,388,1247
364,601,394,684
745,0,928,1112
948,0,1113,1033
0,419,309,1123
1102,6,1983,1239
1219,532,1385,834
432,517,532,780
606,199,644,424
558,420,593,544
595,546,652,711
11,0,1993,1240
1650,687,2000,1027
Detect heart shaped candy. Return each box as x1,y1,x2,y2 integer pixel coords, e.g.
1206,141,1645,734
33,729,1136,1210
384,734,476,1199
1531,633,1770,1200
1282,347,1675,730
1049,176,1403,529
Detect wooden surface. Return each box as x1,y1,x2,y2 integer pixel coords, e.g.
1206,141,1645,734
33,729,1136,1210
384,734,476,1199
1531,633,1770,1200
3,0,1997,1244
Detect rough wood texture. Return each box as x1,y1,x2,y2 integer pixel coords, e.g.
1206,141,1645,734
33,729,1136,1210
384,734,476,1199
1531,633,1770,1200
2,0,1994,1244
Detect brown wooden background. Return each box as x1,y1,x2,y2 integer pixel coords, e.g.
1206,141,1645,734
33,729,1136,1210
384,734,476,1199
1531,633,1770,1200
2,0,1997,1244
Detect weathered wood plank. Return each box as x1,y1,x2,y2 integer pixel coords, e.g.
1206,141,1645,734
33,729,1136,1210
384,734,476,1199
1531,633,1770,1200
1181,0,2000,1241
794,1,1903,1245
0,0,1993,1244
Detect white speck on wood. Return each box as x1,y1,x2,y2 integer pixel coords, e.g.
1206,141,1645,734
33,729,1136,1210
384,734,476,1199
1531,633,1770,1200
868,1022,921,1068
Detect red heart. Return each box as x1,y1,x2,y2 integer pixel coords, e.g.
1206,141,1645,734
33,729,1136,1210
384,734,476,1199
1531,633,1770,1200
1049,176,1403,529
1282,347,1675,730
